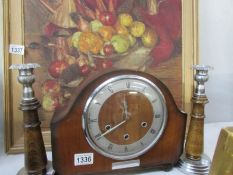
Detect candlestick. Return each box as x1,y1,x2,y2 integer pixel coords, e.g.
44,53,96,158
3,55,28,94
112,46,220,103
177,65,213,174
10,63,54,175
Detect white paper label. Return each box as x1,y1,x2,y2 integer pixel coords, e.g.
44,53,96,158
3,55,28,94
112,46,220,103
9,44,25,55
74,153,94,166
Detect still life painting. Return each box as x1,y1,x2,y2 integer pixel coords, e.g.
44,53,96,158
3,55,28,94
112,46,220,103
24,0,182,128
5,0,199,153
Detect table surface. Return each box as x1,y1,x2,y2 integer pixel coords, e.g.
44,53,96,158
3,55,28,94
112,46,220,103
0,122,232,175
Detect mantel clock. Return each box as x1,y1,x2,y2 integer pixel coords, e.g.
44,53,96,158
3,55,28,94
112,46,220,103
51,70,187,175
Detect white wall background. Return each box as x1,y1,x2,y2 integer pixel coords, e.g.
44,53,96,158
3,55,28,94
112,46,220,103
0,0,233,146
199,0,233,122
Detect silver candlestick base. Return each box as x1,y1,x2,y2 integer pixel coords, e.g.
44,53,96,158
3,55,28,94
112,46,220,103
177,65,213,175
177,154,211,175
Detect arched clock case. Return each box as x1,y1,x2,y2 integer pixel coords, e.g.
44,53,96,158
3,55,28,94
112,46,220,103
51,70,187,175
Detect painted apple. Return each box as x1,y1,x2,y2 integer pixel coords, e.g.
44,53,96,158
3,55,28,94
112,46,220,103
42,94,63,112
111,34,130,53
72,31,82,49
78,64,91,76
94,59,113,70
103,44,114,56
42,79,61,96
142,28,158,48
48,60,69,79
130,21,145,37
90,19,103,32
118,13,133,27
101,59,113,69
99,11,117,26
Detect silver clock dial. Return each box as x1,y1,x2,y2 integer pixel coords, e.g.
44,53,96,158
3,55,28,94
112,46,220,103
82,75,167,160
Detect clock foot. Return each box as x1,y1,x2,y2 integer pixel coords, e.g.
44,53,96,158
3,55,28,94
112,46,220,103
17,161,55,175
177,154,211,175
162,165,173,172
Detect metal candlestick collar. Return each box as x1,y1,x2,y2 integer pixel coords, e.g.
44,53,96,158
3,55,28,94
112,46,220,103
9,63,40,101
192,65,213,97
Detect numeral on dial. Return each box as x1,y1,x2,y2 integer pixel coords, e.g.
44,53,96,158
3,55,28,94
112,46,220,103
94,101,102,105
142,86,146,92
150,129,156,134
95,133,102,140
126,81,130,88
88,118,98,124
154,114,161,118
124,146,128,152
108,144,113,151
107,86,114,93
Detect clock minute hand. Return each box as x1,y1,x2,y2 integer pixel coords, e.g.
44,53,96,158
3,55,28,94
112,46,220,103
96,120,127,140
122,96,131,120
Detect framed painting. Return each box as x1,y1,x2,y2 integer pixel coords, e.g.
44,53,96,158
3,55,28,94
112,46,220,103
3,0,198,153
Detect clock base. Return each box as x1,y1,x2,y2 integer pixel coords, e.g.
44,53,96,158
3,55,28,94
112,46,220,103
177,154,211,175
17,161,55,175
53,164,174,175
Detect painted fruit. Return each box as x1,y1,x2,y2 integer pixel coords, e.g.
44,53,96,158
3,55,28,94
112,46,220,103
95,59,113,70
130,21,145,37
142,28,158,48
65,55,76,65
118,13,133,27
128,34,136,47
78,32,103,54
42,79,61,96
103,44,114,56
48,60,69,79
78,64,90,76
101,59,113,69
115,22,129,35
72,32,82,48
76,55,89,68
90,20,103,32
111,35,130,53
99,11,117,26
42,94,63,112
98,26,115,41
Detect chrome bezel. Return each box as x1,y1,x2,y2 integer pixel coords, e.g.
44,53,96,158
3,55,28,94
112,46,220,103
82,74,167,160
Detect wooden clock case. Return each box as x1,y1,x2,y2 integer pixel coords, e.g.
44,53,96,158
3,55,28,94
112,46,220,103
51,70,187,175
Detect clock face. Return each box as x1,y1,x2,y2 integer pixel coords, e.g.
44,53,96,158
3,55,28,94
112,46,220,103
82,75,167,160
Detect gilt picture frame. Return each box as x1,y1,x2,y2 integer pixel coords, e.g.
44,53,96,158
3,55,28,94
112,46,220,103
3,0,198,153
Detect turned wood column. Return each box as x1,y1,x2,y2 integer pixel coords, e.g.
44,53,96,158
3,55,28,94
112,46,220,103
20,100,47,174
185,96,208,160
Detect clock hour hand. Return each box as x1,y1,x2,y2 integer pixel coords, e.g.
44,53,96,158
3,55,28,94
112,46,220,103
96,119,127,140
121,95,131,120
